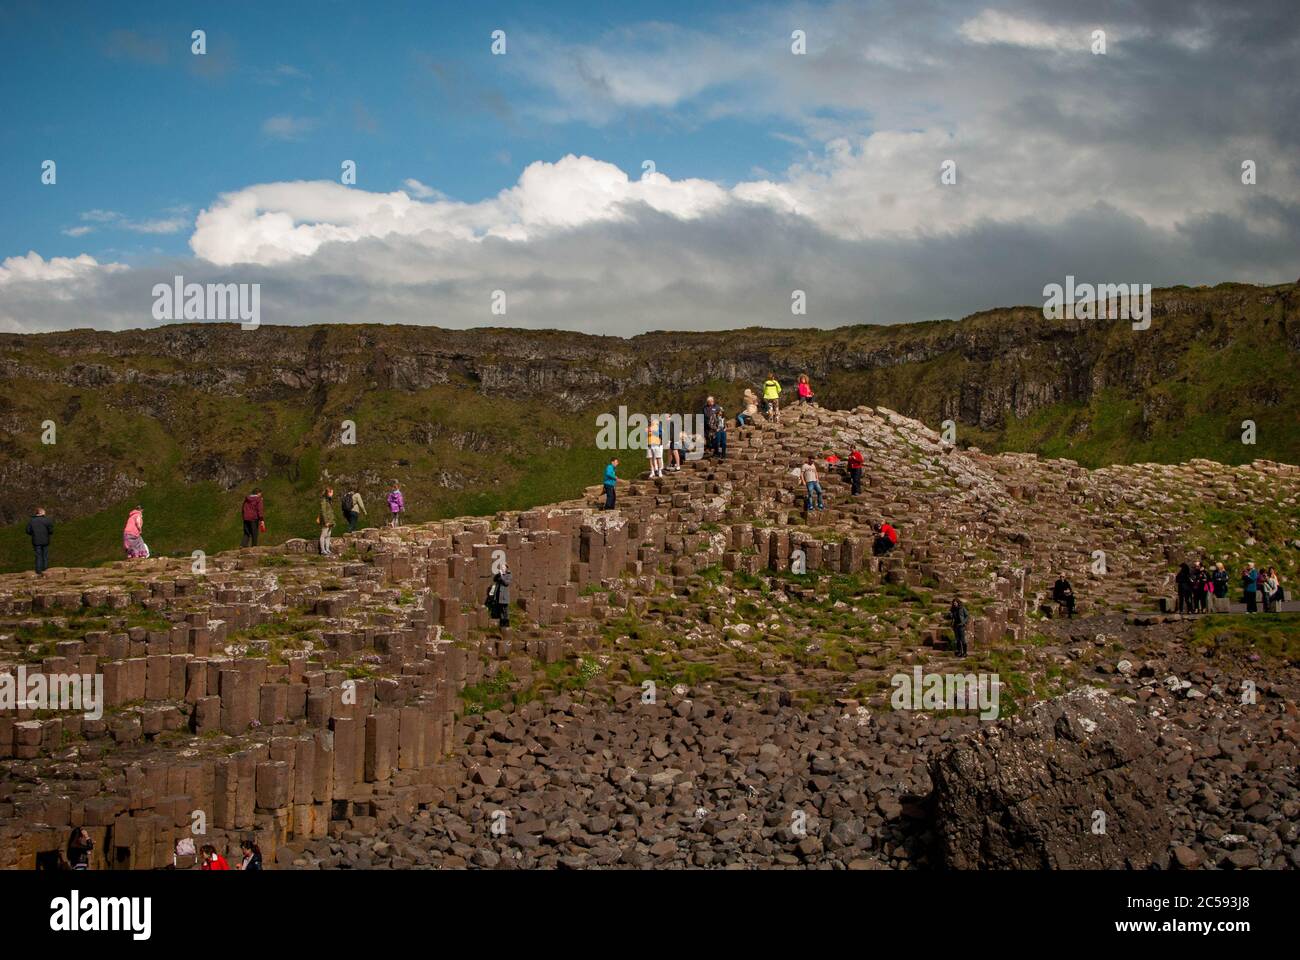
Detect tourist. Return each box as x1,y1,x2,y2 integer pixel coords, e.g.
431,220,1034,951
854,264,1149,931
1211,562,1229,612
200,844,230,871
1242,562,1258,613
847,448,864,496
490,561,512,629
1189,561,1207,613
238,839,263,871
711,405,727,459
25,506,53,576
123,506,149,559
341,488,367,532
797,373,815,405
1175,562,1192,613
873,521,898,556
603,457,619,510
241,487,265,547
801,455,825,511
737,388,758,427
703,396,720,456
318,487,335,556
1261,566,1281,613
67,827,93,871
667,417,683,472
387,481,405,527
1052,573,1075,619
762,373,782,422
948,597,970,657
647,417,664,478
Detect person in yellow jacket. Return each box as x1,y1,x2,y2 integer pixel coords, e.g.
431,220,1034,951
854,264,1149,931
762,373,782,422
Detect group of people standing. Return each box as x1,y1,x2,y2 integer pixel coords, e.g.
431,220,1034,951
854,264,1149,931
1175,560,1285,613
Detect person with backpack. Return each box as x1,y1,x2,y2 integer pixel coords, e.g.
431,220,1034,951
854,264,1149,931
872,521,898,556
387,482,404,527
318,487,336,556
1242,562,1259,613
602,457,619,510
123,506,148,559
800,455,825,511
847,449,864,496
341,489,367,532
25,506,53,576
948,597,970,657
797,373,815,405
762,374,782,422
241,487,265,547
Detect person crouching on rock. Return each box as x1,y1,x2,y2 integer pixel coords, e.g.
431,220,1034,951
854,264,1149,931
489,561,512,629
123,505,149,559
1052,572,1075,619
948,597,970,657
318,487,335,556
872,521,897,556
200,844,230,871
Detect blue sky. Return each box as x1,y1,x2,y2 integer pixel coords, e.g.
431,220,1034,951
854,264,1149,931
1,0,1297,334
2,0,804,264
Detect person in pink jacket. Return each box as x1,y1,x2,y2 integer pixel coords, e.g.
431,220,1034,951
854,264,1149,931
123,506,149,558
387,482,405,527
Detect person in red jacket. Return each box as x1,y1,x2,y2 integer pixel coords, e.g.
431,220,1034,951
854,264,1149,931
873,521,898,556
200,844,231,870
847,449,865,496
241,487,265,547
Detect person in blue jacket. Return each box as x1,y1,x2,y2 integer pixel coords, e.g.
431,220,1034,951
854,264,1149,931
603,457,619,510
1242,562,1259,613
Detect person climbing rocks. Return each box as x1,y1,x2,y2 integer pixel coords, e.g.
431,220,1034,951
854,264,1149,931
489,561,512,629
603,457,619,510
387,481,405,527
797,372,815,405
872,521,897,556
241,487,265,547
26,506,53,576
762,374,782,422
318,486,336,556
123,506,149,559
801,455,825,511
948,597,970,657
341,488,367,532
1052,573,1075,619
737,388,759,427
1241,562,1258,613
847,448,864,496
647,417,664,478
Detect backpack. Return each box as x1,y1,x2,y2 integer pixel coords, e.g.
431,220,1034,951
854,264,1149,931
342,492,354,512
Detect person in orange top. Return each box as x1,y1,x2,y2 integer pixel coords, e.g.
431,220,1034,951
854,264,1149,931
200,844,231,870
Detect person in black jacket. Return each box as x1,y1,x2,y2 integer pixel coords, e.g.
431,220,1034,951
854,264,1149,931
488,563,512,629
1052,573,1075,619
239,838,263,871
26,507,53,576
67,827,93,870
948,597,970,657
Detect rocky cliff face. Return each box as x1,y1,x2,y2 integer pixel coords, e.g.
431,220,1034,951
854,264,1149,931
1,280,1297,543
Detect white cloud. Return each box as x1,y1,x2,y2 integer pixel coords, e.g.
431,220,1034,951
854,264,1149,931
403,178,445,201
0,251,127,287
62,226,95,238
958,10,1098,51
122,217,189,235
261,114,317,140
